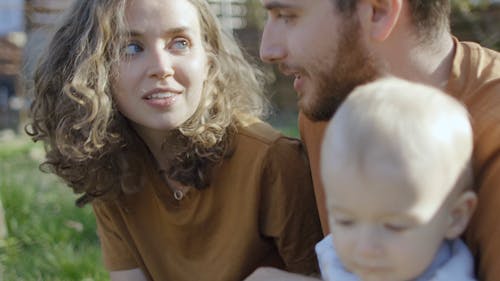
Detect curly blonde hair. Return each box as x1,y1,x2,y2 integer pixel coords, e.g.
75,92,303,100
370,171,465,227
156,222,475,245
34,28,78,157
27,0,269,206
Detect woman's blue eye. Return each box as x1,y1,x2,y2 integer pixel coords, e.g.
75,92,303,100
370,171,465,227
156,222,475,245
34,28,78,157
171,39,190,50
124,43,143,55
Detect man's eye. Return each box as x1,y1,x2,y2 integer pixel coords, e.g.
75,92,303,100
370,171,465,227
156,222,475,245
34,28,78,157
124,43,143,56
278,13,295,23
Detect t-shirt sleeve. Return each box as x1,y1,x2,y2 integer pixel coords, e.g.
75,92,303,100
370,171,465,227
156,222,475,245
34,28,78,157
463,82,500,281
258,136,323,275
92,201,138,271
298,112,330,235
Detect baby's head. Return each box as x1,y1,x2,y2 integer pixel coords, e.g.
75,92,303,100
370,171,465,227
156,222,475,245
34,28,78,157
320,77,477,281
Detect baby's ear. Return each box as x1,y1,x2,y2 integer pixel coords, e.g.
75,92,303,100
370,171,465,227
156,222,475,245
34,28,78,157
445,191,477,239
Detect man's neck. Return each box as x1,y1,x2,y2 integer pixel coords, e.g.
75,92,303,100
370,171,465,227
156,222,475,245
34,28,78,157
379,31,455,90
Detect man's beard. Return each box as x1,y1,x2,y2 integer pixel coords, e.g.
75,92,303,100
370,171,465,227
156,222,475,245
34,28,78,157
301,18,380,121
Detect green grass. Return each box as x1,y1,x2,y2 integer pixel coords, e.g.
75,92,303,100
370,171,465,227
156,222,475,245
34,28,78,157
0,137,108,281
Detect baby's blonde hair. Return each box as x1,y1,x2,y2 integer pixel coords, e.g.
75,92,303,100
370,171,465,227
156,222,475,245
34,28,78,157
322,77,473,194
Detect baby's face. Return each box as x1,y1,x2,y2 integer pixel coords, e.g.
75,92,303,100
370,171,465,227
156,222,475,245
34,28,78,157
323,157,454,281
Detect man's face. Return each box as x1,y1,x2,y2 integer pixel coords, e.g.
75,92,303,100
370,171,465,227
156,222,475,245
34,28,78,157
259,0,379,121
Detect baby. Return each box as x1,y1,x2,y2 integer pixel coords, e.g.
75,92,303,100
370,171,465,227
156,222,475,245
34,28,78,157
316,77,478,281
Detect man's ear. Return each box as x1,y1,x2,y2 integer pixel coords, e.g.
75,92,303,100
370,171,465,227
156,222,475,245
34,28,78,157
445,191,477,239
357,0,402,42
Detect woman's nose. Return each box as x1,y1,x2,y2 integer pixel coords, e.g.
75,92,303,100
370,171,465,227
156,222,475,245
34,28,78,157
148,48,174,80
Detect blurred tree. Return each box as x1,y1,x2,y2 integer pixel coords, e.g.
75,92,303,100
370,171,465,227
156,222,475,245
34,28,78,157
451,0,500,50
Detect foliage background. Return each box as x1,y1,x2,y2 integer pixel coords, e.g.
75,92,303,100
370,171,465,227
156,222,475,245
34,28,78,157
0,140,108,280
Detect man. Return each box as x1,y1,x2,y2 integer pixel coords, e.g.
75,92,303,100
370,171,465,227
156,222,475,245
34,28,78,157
251,0,500,280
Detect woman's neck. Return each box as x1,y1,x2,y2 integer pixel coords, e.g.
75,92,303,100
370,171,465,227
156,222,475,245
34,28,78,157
131,125,176,170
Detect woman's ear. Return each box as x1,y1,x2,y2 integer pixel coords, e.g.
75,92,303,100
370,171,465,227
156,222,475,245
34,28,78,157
357,0,402,42
445,191,477,239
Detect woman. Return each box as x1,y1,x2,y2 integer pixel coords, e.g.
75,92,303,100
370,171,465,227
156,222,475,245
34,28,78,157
27,0,322,280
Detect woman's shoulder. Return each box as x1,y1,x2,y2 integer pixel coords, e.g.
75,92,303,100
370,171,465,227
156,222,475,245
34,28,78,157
232,120,306,169
237,119,283,143
236,119,300,148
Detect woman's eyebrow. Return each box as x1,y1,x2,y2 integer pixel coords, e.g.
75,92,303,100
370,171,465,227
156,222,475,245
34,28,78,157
127,26,192,37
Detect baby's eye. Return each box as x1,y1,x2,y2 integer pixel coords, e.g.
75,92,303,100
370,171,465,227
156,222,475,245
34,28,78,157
171,38,190,50
384,223,409,232
335,219,354,227
124,42,143,56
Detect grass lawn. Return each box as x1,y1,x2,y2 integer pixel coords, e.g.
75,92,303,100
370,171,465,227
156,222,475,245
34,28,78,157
0,137,108,281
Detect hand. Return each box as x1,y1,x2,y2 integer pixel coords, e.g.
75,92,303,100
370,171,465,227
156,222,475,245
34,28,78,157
244,267,322,281
110,268,148,281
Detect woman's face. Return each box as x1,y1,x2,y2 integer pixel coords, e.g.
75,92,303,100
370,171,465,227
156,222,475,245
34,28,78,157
114,0,208,137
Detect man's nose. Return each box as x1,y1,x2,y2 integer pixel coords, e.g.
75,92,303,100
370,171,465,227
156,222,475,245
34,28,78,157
259,23,286,63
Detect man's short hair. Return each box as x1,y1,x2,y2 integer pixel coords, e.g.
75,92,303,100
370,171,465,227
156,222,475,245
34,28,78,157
333,0,451,38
